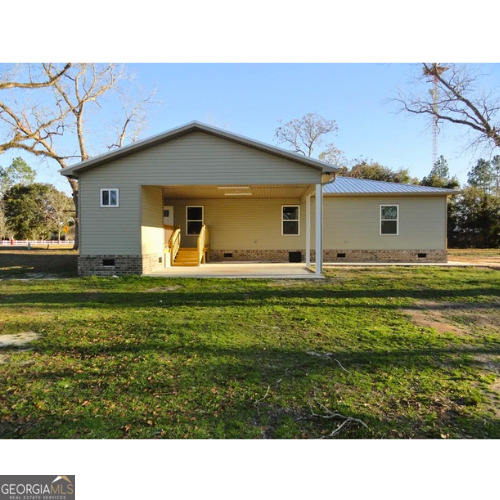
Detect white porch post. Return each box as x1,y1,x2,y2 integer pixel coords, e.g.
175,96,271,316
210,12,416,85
306,194,311,267
315,183,323,275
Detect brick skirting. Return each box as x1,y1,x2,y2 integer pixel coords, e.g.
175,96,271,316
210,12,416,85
79,249,448,275
209,249,302,262
321,249,447,263
78,253,164,276
209,249,447,264
142,253,165,274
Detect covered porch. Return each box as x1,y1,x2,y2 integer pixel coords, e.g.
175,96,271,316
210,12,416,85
141,182,327,276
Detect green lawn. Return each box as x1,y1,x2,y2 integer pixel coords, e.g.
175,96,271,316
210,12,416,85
0,247,78,278
0,267,499,438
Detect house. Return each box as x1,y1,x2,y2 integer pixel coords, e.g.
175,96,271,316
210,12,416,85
60,122,458,276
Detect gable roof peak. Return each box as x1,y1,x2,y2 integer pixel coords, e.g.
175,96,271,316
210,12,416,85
60,121,338,177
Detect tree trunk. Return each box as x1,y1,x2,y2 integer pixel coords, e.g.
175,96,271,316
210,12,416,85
67,177,79,251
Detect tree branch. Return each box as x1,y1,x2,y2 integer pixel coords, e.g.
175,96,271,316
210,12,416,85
393,64,500,150
0,64,71,90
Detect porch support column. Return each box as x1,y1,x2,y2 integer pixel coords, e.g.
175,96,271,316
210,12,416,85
306,193,311,267
315,183,323,275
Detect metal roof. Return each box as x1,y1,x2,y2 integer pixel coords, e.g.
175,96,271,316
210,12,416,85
324,176,460,195
60,121,338,177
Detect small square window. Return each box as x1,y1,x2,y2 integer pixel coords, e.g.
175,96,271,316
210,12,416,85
380,204,398,235
100,188,119,207
282,206,300,236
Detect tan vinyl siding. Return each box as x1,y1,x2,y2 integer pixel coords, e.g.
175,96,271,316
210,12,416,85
79,175,141,255
78,131,321,256
170,198,306,250
319,196,447,250
141,186,164,256
78,131,321,186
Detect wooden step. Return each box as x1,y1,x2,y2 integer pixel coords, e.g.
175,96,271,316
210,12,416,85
173,248,200,267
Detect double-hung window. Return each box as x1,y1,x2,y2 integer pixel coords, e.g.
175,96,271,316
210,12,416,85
380,204,398,235
100,188,119,207
282,205,300,235
186,206,204,235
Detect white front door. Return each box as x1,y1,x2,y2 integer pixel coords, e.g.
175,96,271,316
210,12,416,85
163,206,174,226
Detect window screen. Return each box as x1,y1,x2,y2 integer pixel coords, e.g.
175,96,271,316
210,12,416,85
380,205,398,235
282,206,299,235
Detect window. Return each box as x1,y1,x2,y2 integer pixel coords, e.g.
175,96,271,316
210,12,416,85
380,204,398,235
186,206,203,235
282,205,300,235
100,188,119,207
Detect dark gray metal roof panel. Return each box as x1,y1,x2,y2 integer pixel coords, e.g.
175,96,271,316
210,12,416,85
324,176,459,195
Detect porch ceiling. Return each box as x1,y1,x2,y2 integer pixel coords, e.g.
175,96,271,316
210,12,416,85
161,184,312,199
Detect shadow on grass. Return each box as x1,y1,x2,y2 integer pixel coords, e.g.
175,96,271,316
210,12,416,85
1,286,498,310
0,250,77,278
3,351,500,439
2,337,500,438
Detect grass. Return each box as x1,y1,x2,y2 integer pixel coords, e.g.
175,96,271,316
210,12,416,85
0,247,78,278
0,263,499,439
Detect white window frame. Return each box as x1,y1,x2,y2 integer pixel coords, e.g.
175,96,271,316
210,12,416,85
186,206,204,236
100,188,119,208
281,205,300,236
380,204,399,236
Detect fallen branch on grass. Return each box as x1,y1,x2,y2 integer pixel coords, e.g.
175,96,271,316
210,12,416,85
254,385,271,405
254,379,283,406
309,398,369,438
306,350,351,373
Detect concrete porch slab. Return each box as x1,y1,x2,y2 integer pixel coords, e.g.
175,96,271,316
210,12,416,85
146,262,324,279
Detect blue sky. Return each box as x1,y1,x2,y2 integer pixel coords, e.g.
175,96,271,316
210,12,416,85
2,63,500,194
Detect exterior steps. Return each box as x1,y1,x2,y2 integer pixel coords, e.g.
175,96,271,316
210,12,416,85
173,248,200,267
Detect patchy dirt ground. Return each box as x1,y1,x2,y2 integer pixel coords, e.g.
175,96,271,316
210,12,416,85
448,249,500,268
402,299,500,418
402,299,500,335
0,332,41,365
0,332,41,348
145,285,182,292
402,300,466,334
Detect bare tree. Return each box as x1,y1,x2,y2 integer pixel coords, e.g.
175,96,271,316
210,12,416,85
275,112,341,159
394,63,500,151
46,188,75,243
0,63,157,249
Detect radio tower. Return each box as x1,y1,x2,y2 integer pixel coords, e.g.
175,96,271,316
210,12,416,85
423,63,448,168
